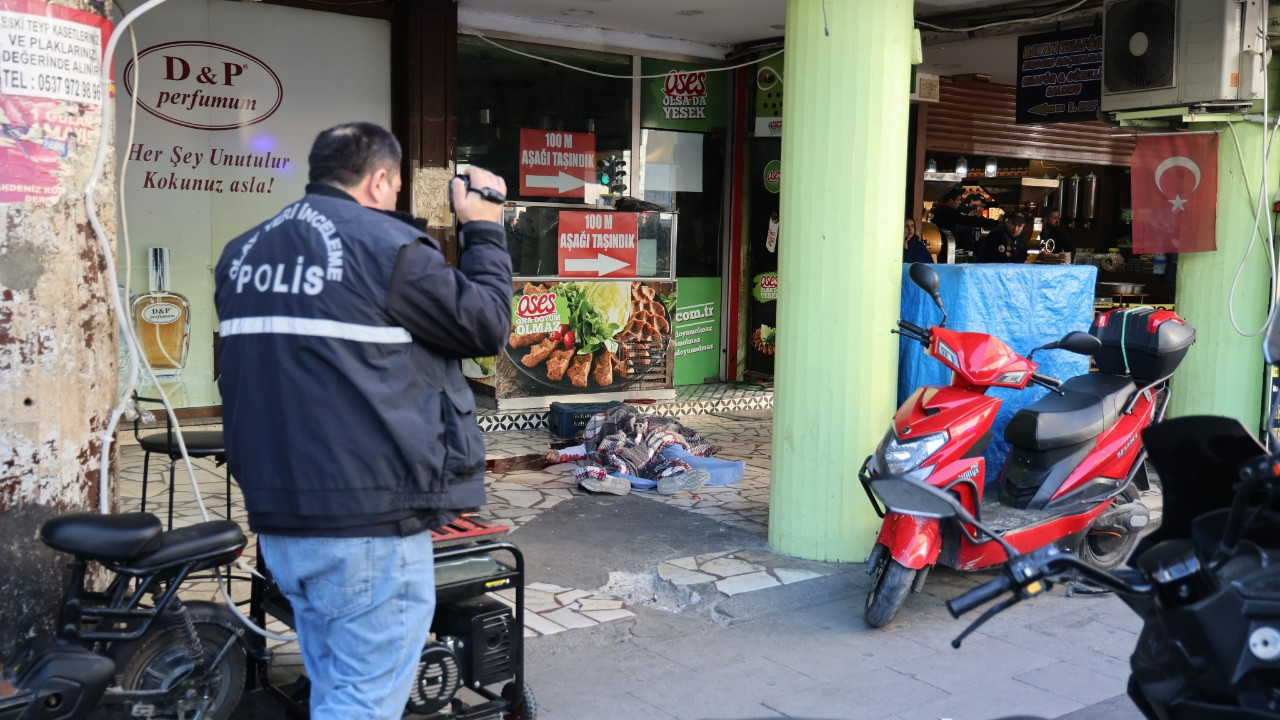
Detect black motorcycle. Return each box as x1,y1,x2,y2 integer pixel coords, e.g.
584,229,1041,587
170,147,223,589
0,512,248,720
869,411,1280,719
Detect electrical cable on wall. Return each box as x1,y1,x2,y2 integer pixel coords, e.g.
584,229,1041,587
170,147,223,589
1227,26,1279,339
115,1,140,410
88,0,296,643
459,25,783,79
914,0,1092,33
1225,119,1280,337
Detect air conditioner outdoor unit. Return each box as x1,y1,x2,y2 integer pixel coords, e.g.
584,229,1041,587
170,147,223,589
1101,0,1268,112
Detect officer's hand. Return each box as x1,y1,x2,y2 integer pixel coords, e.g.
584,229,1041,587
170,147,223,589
452,167,507,225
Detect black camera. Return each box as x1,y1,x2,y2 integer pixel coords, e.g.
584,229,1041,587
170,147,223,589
450,174,506,215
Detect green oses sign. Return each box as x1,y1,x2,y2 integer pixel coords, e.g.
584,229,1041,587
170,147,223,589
673,277,722,385
640,58,727,132
753,55,783,136
511,289,568,336
763,160,781,193
752,272,778,303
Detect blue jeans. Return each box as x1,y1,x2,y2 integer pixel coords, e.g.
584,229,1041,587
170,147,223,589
259,532,436,720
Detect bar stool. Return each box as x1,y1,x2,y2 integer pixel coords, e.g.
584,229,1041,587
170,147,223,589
132,393,230,530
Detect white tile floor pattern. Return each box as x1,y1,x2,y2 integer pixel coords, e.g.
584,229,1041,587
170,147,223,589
113,409,788,650
482,411,773,536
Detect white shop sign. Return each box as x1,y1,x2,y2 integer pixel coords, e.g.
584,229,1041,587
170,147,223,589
114,0,391,407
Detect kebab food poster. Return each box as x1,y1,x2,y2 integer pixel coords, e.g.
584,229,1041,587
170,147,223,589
465,280,676,398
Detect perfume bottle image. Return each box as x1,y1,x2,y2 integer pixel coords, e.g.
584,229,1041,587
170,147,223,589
132,247,190,376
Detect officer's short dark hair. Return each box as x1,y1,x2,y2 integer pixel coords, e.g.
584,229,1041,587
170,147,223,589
308,122,402,187
939,186,964,202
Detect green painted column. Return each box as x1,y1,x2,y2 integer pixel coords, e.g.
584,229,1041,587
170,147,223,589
769,0,913,561
1166,121,1276,429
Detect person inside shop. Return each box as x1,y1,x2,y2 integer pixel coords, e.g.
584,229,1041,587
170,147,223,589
1039,207,1075,256
903,217,932,263
956,193,990,252
977,211,1028,263
929,185,997,262
214,122,512,719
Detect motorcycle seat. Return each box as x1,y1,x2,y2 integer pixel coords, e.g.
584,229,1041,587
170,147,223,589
41,512,164,561
1005,373,1137,451
124,521,247,573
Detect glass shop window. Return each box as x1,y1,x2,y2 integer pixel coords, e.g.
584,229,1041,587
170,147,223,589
639,129,726,278
456,36,632,202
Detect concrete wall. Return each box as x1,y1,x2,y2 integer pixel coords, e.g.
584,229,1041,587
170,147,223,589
0,0,117,655
1166,120,1274,430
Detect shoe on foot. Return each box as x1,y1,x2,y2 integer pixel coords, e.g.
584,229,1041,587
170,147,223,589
580,474,631,495
656,468,711,495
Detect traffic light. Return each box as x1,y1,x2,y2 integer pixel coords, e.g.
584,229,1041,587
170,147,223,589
596,155,627,195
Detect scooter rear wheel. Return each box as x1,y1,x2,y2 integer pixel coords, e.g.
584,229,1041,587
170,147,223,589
1077,488,1143,570
107,602,246,720
864,555,916,628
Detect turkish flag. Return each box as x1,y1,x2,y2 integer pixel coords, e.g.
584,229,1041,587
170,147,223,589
1131,134,1218,253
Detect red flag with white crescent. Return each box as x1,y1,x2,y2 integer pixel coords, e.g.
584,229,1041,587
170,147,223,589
1131,134,1218,254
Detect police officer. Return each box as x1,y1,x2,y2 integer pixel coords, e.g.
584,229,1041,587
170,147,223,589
929,186,997,262
978,212,1029,263
214,122,512,719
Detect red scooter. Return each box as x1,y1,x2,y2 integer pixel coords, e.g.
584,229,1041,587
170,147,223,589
858,263,1195,627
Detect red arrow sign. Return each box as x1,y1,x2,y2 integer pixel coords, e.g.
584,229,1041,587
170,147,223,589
519,129,596,198
558,211,638,278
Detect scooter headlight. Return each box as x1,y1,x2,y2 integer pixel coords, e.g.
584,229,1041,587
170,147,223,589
873,431,949,475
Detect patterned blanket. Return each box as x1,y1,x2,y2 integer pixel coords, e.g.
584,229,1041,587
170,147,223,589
572,404,720,485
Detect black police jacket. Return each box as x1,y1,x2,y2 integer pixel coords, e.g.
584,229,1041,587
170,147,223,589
977,225,1027,263
214,184,512,535
929,205,996,262
1040,224,1074,254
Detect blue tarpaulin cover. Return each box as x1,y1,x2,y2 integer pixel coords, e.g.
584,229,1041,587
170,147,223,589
897,263,1098,484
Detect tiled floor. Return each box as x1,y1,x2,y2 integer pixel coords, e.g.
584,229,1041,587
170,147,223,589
658,549,836,596
483,427,563,462
113,408,779,655
480,410,772,536
112,408,1163,681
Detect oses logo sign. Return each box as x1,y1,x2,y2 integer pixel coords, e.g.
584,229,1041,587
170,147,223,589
511,292,566,336
123,41,282,131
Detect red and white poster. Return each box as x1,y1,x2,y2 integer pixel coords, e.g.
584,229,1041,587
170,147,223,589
1131,134,1219,254
557,210,638,278
0,0,112,204
518,128,595,198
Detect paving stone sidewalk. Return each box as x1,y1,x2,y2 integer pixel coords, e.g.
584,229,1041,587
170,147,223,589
115,409,1148,719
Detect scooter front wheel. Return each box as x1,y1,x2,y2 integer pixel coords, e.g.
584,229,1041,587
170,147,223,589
864,554,916,628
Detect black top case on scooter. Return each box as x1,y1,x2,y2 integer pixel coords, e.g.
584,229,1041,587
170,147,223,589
1090,307,1196,383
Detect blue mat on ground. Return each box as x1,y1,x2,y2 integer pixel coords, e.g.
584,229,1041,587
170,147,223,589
609,446,746,490
898,263,1098,484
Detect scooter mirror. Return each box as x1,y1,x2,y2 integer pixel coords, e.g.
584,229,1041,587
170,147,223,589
1057,331,1101,356
908,263,942,304
908,263,947,326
